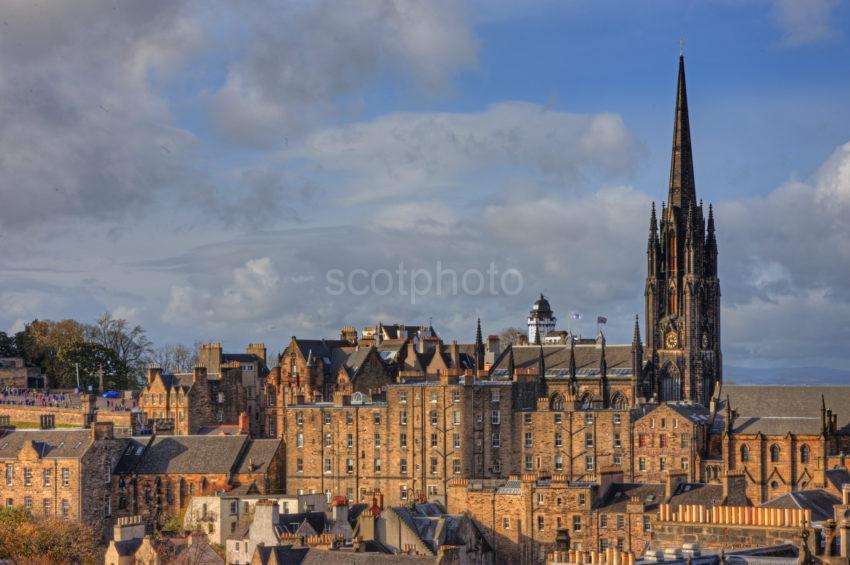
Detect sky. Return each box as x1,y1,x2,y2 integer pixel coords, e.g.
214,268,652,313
1,0,850,374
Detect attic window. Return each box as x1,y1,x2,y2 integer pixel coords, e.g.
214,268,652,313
646,495,656,502
73,442,82,449
135,446,144,456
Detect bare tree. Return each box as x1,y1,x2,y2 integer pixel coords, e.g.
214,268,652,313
152,343,200,373
499,326,526,345
87,312,153,379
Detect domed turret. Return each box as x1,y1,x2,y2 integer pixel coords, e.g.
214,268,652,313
528,294,557,344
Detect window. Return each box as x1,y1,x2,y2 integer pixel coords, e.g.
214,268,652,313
24,496,32,510
638,434,647,447
296,413,303,426
554,432,562,448
613,432,621,449
503,517,510,530
614,454,622,466
616,515,625,530
346,433,353,449
573,516,582,532
374,458,382,473
537,493,544,506
649,418,655,429
324,459,332,473
430,411,438,426
452,390,461,403
492,433,501,448
325,433,333,447
453,411,461,426
585,432,594,448
681,457,689,470
613,414,621,425
400,485,408,500
453,433,461,449
672,418,678,429
659,457,667,471
491,411,500,425
5,498,12,508
585,413,593,425
374,433,381,448
639,458,646,472
430,391,438,403
430,458,438,475
524,413,532,425
659,434,668,448
555,454,564,471
643,515,651,532
399,391,407,403
525,432,533,448
400,433,408,449
770,444,781,463
5,464,12,486
400,459,408,474
681,433,689,447
491,389,500,403
24,468,32,486
373,413,382,425
296,458,303,473
537,515,545,531
346,412,353,425
579,493,586,506
296,432,303,448
661,418,666,428
554,413,563,425
43,498,51,514
800,445,810,464
430,433,438,448
346,459,354,474
43,469,51,487
600,514,608,528
453,459,461,474
400,410,408,425
524,455,533,471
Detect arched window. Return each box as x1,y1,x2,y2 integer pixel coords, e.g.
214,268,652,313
610,393,627,410
579,392,593,410
550,394,565,412
800,445,810,464
740,445,749,463
770,444,780,463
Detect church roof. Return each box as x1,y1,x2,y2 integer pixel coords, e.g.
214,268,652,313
489,343,633,378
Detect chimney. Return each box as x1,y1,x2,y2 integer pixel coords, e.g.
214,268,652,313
665,470,688,500
332,496,349,524
843,484,850,506
599,467,624,499
247,343,267,365
113,515,145,542
39,414,55,430
146,365,162,386
238,412,250,435
92,421,114,441
487,335,501,355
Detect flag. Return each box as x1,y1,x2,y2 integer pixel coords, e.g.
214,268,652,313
597,316,607,325
570,312,582,320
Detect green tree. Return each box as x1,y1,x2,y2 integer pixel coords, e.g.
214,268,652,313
54,342,133,391
0,331,19,357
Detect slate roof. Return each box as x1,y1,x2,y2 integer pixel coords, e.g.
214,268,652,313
116,435,248,475
277,511,327,535
110,538,143,557
826,468,850,492
760,489,840,523
489,343,634,378
595,483,665,512
0,429,94,460
714,385,850,435
236,438,280,474
254,546,433,564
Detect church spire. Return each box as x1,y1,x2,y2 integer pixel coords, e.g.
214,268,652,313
668,53,696,212
475,318,484,371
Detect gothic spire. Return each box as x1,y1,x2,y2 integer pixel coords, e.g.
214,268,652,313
632,315,641,346
706,204,716,247
475,318,484,371
649,202,659,243
668,53,696,212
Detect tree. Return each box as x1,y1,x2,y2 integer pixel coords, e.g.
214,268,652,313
16,319,88,387
499,326,526,345
0,507,98,564
152,343,200,374
54,342,133,391
0,331,19,357
86,312,153,384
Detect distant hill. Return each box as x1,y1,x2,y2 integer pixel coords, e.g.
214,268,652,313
725,366,850,386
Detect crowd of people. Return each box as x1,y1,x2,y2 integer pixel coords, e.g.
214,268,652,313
0,388,79,408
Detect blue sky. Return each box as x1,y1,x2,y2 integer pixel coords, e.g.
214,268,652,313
1,0,850,374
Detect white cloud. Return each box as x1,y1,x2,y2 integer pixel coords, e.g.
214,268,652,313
773,0,839,46
210,0,477,146
289,103,642,202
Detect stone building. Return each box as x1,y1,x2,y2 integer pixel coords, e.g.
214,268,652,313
632,403,711,483
111,433,284,528
139,364,247,435
0,421,126,537
0,357,44,388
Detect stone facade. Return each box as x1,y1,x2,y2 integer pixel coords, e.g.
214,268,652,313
0,422,127,538
0,357,43,388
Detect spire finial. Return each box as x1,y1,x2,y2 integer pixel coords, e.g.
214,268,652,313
679,37,685,57
668,49,696,211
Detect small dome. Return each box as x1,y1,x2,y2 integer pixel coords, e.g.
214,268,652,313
531,293,552,314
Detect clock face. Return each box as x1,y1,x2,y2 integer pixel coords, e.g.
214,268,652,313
665,331,678,349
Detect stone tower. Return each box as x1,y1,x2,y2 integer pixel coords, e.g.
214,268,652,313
644,53,721,405
527,294,556,345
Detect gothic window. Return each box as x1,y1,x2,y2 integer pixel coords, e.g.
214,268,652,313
610,393,627,410
770,444,780,463
579,392,594,410
740,445,749,463
800,445,810,464
661,364,682,402
550,394,565,412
